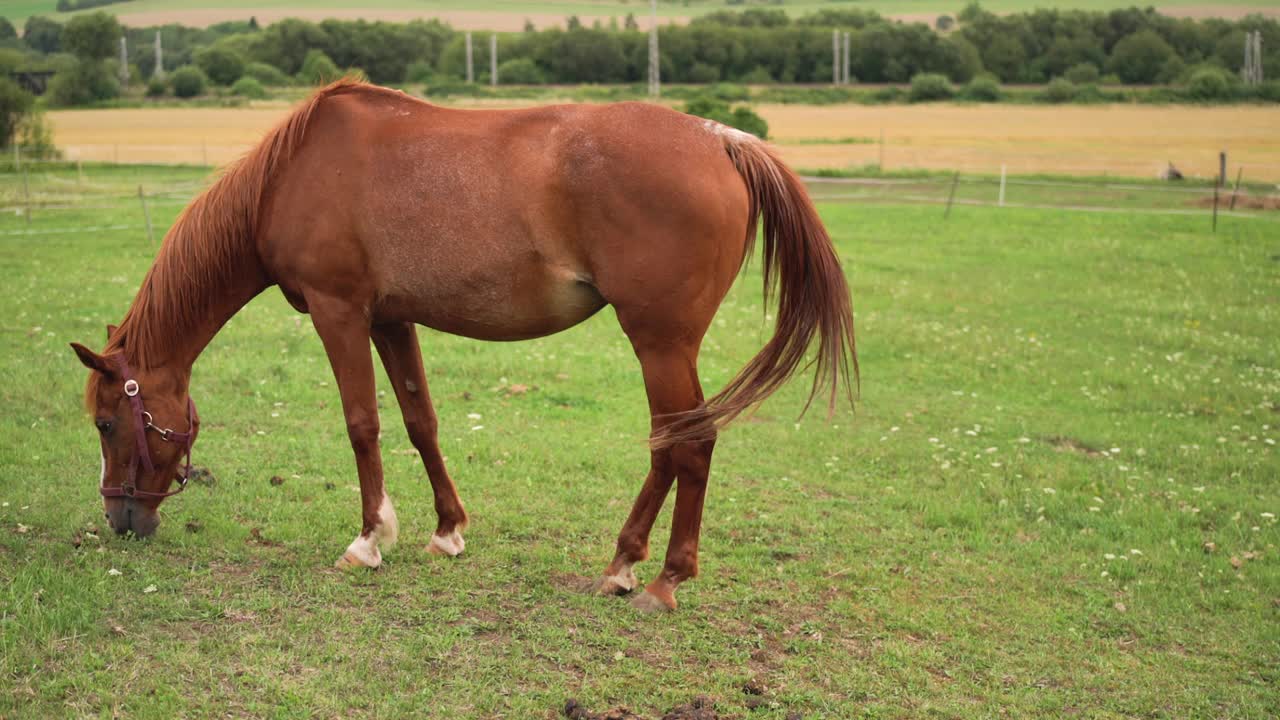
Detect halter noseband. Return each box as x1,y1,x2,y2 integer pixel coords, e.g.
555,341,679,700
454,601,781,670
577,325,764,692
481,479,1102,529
99,357,199,500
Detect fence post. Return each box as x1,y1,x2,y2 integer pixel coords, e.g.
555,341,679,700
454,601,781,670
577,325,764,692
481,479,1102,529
22,164,31,225
944,171,960,219
1229,167,1243,211
1218,151,1226,187
999,164,1007,207
13,143,19,170
138,185,155,245
1211,181,1219,233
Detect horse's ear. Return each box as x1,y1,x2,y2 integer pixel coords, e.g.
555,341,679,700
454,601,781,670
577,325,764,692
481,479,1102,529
106,324,118,341
70,342,115,377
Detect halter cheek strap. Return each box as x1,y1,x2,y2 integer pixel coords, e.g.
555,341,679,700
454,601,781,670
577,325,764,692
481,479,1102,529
100,358,199,500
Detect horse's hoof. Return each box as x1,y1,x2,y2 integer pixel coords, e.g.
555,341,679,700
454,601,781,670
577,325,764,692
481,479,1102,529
631,589,676,613
596,568,638,596
335,551,379,570
427,529,465,557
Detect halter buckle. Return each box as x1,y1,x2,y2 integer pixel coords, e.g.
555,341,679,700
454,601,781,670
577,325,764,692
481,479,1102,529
122,484,136,497
124,379,140,397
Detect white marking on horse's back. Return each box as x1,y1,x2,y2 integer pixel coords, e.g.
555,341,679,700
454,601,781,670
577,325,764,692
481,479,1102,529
703,119,756,145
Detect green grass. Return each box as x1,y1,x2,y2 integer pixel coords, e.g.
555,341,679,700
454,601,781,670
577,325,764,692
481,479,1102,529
9,0,1276,26
1,164,1278,718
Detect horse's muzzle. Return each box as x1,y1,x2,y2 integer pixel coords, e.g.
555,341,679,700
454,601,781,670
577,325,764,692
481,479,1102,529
105,498,160,538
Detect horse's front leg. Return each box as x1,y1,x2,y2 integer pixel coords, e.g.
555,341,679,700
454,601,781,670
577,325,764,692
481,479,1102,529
308,293,397,569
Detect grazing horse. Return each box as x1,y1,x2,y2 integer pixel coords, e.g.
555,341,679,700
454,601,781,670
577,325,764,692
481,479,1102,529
71,80,856,611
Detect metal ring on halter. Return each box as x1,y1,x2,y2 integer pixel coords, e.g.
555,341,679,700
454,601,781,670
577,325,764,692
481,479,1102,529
124,379,140,396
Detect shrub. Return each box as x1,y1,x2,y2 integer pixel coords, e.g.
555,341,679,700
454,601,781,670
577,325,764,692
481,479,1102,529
195,46,246,86
908,73,953,102
170,65,207,98
298,49,340,85
706,82,750,101
0,77,33,146
231,76,266,99
961,75,1001,101
1044,77,1077,103
404,60,434,84
16,110,58,159
738,66,773,84
243,61,289,86
1063,63,1099,84
688,61,720,83
1185,67,1232,101
145,77,167,97
47,61,118,106
496,58,546,84
682,96,768,139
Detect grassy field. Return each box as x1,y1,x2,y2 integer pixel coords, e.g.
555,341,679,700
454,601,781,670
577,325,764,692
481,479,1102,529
44,102,1280,182
1,163,1278,718
8,0,1279,29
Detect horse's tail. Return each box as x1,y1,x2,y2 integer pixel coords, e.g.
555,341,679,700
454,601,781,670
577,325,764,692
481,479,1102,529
654,129,858,448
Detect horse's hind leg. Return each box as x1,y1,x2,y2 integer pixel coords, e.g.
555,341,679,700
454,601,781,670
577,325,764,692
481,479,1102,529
599,318,717,612
371,322,468,556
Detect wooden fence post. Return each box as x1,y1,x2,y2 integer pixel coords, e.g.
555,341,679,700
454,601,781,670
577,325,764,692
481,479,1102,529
999,164,1007,207
1228,167,1243,211
944,171,960,219
1211,181,1219,233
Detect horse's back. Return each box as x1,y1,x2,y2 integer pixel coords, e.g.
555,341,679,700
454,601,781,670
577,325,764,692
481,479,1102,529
259,89,751,340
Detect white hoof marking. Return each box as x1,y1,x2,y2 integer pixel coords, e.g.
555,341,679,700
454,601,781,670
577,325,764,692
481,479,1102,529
428,529,465,556
336,493,397,568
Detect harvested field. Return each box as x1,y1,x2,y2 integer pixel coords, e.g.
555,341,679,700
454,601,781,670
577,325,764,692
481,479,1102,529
47,103,1280,182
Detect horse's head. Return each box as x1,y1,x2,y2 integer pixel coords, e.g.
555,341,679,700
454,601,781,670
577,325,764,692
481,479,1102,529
70,326,198,538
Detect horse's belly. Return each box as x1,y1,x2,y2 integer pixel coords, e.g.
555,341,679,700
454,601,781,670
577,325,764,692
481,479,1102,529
373,256,606,341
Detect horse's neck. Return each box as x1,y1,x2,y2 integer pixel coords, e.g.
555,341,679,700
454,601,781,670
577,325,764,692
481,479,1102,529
126,241,268,372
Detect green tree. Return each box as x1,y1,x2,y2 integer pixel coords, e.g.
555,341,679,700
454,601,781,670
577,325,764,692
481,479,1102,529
169,65,207,97
0,76,33,147
248,18,330,75
0,17,17,41
62,12,121,60
47,62,118,105
909,72,954,101
1107,30,1175,84
243,61,289,86
22,16,62,53
297,49,340,85
195,45,246,85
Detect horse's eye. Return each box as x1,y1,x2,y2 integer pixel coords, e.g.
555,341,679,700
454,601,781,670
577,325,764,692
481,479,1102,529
95,419,113,434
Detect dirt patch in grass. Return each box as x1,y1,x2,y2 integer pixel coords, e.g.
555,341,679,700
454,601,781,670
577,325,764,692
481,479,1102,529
563,695,721,720
1044,435,1103,457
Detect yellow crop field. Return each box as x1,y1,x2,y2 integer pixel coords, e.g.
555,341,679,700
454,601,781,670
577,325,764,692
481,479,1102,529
46,102,1280,182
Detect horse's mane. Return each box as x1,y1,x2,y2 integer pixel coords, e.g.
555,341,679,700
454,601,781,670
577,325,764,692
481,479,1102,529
100,78,373,372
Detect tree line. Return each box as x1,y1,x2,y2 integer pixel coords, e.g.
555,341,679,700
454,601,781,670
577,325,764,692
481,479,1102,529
0,3,1276,116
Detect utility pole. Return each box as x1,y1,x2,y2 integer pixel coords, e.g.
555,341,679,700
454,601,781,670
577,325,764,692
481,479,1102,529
832,30,839,85
647,0,660,98
119,36,129,85
465,31,474,84
490,34,498,86
843,31,851,84
153,31,163,80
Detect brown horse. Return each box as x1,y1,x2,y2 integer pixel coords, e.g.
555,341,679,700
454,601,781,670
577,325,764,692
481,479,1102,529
71,80,856,611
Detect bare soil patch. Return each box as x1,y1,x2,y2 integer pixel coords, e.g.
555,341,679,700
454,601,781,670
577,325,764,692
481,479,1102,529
1191,192,1280,210
563,695,722,720
1044,436,1103,457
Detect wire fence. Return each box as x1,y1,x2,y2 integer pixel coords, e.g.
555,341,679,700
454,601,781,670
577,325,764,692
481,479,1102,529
0,160,1277,240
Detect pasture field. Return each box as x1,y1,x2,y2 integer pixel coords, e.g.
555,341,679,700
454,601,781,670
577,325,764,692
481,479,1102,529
45,102,1280,182
11,0,1279,29
1,164,1278,718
